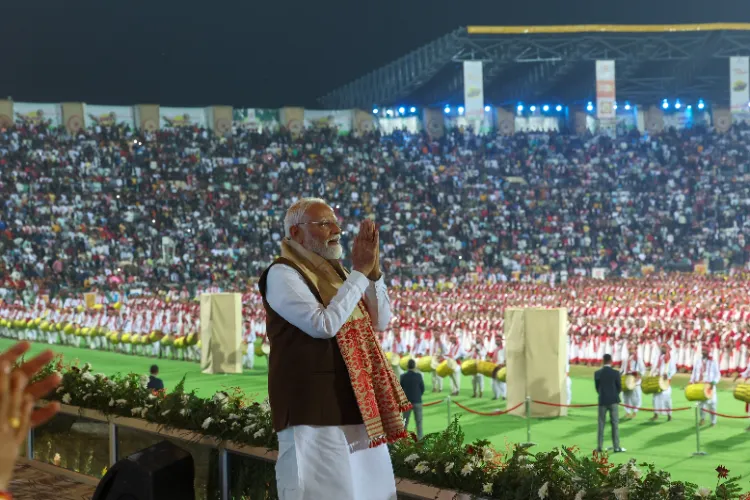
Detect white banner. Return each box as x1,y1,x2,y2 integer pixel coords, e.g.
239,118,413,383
233,108,280,131
160,107,207,129
596,60,616,120
304,110,353,135
463,61,484,122
84,104,136,129
730,56,750,113
14,102,62,127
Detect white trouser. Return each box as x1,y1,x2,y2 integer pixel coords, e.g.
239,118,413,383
653,387,673,417
623,386,642,415
152,341,161,357
395,366,404,378
566,377,572,405
276,425,397,500
492,379,506,399
244,352,255,369
472,374,484,395
450,367,462,394
431,371,443,392
699,394,718,425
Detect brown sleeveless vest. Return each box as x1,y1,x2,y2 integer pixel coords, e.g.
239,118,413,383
259,257,363,432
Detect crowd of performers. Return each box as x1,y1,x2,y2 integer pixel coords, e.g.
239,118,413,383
2,275,750,426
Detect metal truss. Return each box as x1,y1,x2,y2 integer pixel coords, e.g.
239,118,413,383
319,27,750,109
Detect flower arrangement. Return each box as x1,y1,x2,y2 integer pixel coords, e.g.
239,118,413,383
33,357,750,500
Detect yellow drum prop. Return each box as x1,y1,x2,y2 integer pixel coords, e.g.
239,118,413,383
416,356,439,373
733,383,750,403
492,366,507,382
621,374,637,392
641,376,669,395
685,383,714,402
461,359,478,376
399,355,413,371
436,358,457,378
477,360,497,378
386,352,401,369
261,342,271,355
254,343,264,356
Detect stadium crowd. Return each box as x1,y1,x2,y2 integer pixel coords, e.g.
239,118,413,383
2,119,750,400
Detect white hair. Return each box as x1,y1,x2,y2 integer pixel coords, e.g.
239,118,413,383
284,197,329,237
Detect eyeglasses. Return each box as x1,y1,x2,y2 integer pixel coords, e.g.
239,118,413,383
297,220,340,229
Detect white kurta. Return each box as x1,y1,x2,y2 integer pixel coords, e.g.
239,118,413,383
265,264,397,500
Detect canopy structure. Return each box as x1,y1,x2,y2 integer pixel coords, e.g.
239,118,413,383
318,23,750,108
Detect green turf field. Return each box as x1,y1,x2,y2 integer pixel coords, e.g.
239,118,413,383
3,338,750,490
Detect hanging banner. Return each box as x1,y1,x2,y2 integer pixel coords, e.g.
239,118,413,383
463,61,484,122
730,56,750,114
596,60,616,120
14,102,62,127
233,108,280,131
84,104,136,129
304,109,353,135
160,107,207,129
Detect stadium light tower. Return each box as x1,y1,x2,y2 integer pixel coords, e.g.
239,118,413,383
675,100,682,110
484,105,491,112
698,100,705,110
542,105,549,112
624,103,631,111
662,99,669,110
555,105,563,112
409,106,416,113
517,104,524,112
586,102,593,112
444,105,451,114
458,106,465,115
398,106,405,114
372,108,379,114
529,105,537,112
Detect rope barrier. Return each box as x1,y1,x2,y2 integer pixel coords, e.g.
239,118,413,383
531,400,598,409
422,399,445,408
452,400,524,416
619,403,691,412
701,408,750,419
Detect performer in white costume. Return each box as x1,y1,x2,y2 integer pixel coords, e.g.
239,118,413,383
491,335,506,400
469,340,486,398
621,345,645,418
690,346,721,426
649,343,677,421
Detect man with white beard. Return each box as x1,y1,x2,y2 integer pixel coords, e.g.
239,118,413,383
260,198,408,500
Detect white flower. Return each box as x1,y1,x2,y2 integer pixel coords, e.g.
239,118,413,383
524,464,534,470
404,454,420,464
253,428,265,439
53,371,62,378
482,448,494,462
231,422,239,429
161,410,170,417
243,425,253,433
220,419,226,424
538,481,549,499
56,386,65,394
179,408,190,417
106,380,116,387
574,490,586,500
148,394,157,400
613,486,628,500
95,373,106,379
81,372,96,383
212,392,228,405
202,417,213,429
124,381,130,389
116,399,127,405
109,399,115,407
695,487,712,498
141,408,148,418
444,462,454,473
82,394,91,401
260,399,271,413
131,407,142,416
83,362,92,371
414,461,429,474
62,393,72,404
181,394,189,402
228,413,240,420
139,375,149,388
460,463,473,476
482,483,493,494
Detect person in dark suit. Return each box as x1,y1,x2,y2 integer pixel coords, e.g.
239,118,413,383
594,354,624,452
146,365,164,391
400,359,425,439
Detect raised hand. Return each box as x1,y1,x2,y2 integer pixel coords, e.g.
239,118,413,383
0,342,61,428
352,220,378,276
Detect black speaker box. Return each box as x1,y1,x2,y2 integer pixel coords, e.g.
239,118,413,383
93,440,195,500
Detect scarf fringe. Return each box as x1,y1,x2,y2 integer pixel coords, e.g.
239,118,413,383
368,429,409,448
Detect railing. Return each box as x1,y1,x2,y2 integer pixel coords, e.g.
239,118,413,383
21,403,468,500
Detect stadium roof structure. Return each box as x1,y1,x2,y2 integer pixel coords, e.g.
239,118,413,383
318,23,750,109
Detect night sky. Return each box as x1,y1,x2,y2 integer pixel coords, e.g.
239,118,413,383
3,0,748,109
